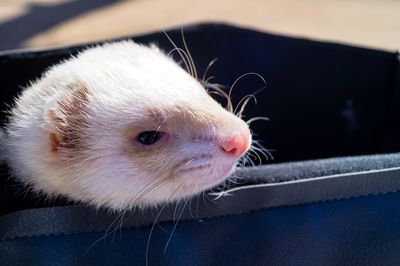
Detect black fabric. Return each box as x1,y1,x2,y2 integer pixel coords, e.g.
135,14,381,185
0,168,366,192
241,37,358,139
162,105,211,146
1,23,400,265
2,163,400,241
1,192,400,266
234,152,400,184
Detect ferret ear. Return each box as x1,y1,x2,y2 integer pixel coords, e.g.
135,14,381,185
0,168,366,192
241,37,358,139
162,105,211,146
48,82,89,153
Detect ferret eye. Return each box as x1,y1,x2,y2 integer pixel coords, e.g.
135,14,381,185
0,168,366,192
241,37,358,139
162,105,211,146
137,131,163,145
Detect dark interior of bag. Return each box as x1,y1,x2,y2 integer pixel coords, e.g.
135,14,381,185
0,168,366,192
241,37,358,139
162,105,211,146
0,24,399,216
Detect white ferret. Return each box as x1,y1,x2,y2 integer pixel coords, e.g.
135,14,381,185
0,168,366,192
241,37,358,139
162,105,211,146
2,41,252,211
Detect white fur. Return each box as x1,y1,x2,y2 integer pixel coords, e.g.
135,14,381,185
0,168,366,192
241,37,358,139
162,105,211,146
5,41,251,211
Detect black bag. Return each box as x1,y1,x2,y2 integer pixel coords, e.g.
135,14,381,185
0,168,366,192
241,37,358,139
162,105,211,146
1,23,400,266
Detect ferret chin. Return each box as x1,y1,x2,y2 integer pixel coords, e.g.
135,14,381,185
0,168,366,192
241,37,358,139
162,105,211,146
3,40,252,211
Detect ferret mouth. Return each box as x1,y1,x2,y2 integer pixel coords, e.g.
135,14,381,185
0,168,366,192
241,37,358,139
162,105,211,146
190,167,236,193
183,154,213,167
183,164,210,173
182,160,237,187
188,153,238,169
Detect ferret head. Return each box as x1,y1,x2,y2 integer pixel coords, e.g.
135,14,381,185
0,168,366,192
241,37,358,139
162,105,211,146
9,41,252,210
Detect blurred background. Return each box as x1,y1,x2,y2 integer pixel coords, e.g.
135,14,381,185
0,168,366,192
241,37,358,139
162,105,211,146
1,0,399,52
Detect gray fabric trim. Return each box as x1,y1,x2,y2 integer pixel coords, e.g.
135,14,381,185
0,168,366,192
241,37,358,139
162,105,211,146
232,152,400,184
1,165,400,240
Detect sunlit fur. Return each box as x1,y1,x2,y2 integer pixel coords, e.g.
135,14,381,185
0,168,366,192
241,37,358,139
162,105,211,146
4,41,252,211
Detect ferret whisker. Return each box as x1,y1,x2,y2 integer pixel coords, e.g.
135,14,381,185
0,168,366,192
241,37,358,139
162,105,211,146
249,152,258,166
251,145,273,161
133,163,191,207
246,116,270,125
187,199,194,219
167,47,193,77
207,90,224,99
126,170,172,207
184,156,200,167
201,58,218,84
228,177,239,185
248,147,264,165
146,184,184,266
85,210,125,255
163,29,194,77
205,83,233,112
245,157,256,167
131,175,172,206
217,177,229,191
230,72,266,92
180,28,198,80
202,190,212,206
241,153,255,167
172,199,180,220
228,173,241,186
204,189,215,202
116,210,126,241
246,149,258,160
223,180,231,191
242,158,250,167
236,87,266,119
203,75,215,85
195,193,201,217
252,139,272,155
237,157,245,167
111,210,126,243
229,72,266,111
228,174,244,186
164,198,188,254
156,124,162,134
245,153,256,166
235,94,257,119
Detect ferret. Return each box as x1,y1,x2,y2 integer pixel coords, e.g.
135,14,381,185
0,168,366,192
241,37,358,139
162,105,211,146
1,41,252,211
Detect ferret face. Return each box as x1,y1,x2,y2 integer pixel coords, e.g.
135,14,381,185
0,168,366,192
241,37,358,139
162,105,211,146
7,41,252,210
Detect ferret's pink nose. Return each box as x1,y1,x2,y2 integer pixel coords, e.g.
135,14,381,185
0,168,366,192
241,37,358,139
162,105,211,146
220,132,251,157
